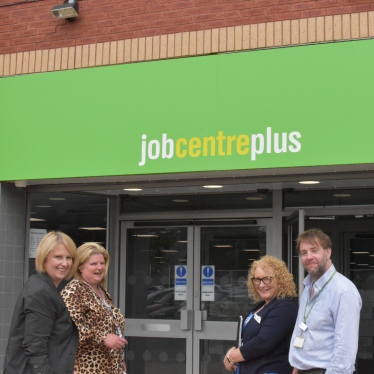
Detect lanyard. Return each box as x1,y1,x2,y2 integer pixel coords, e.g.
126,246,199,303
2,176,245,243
243,312,253,332
84,281,123,337
303,270,336,324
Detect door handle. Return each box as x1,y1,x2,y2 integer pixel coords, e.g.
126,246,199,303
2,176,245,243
180,310,192,330
194,310,207,330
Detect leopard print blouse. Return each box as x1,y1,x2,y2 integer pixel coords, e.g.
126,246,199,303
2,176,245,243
61,278,125,374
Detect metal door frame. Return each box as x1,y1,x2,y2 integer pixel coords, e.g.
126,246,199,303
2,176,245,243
119,219,273,374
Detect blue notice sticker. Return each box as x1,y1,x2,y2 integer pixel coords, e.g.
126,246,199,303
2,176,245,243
176,266,187,277
176,279,187,285
203,266,213,277
202,279,214,286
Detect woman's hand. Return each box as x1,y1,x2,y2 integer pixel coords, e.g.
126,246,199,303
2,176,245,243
103,334,128,350
223,347,238,372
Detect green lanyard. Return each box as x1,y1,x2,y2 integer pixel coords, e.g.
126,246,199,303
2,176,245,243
303,270,336,324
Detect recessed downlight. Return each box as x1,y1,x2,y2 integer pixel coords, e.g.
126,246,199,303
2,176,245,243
299,181,320,185
334,194,351,197
203,185,223,188
123,188,142,191
177,241,188,243
30,218,46,222
355,215,364,218
243,249,260,252
172,199,189,203
214,245,233,248
246,197,263,200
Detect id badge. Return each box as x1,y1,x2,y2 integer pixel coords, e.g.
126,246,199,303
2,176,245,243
299,322,308,331
254,314,261,324
294,336,305,349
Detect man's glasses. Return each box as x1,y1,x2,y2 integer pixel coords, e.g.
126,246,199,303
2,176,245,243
251,276,275,285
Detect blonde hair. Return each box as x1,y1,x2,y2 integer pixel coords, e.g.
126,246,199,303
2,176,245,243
248,255,297,302
74,242,109,288
35,231,77,279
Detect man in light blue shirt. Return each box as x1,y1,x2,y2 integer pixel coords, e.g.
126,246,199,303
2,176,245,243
289,229,362,374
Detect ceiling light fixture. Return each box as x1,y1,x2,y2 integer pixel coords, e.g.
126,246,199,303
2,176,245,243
78,227,107,230
203,185,223,188
355,215,364,218
132,234,158,237
214,245,233,248
243,249,260,251
160,250,178,253
177,241,188,243
246,197,263,200
36,205,52,208
49,198,66,201
123,188,142,191
357,264,369,266
172,200,189,202
51,0,79,20
299,181,320,185
352,252,369,254
309,216,335,220
30,218,46,222
333,194,351,197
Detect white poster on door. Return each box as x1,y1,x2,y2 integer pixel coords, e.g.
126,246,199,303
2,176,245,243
175,265,187,300
201,265,215,301
29,228,47,258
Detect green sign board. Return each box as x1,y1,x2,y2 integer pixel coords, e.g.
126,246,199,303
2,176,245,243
1,39,374,181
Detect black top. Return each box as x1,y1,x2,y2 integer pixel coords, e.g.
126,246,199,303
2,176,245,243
239,297,298,374
4,272,79,374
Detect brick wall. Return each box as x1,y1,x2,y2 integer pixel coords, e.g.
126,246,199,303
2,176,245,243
1,0,374,55
0,182,26,374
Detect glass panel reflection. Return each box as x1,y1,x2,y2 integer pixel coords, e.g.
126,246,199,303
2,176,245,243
126,227,188,319
126,337,186,374
200,227,266,321
200,340,235,374
351,238,374,374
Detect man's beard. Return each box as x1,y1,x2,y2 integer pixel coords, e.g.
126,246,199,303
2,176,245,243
305,250,328,275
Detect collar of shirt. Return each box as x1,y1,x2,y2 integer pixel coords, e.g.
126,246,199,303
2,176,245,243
303,264,336,297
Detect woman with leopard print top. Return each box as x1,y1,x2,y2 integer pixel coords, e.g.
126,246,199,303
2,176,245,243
61,243,126,374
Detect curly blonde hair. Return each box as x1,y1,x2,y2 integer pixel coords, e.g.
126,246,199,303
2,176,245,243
247,255,297,302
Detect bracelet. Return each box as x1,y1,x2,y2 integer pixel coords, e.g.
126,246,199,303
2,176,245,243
226,349,234,364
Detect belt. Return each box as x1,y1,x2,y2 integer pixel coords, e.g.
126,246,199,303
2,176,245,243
300,369,326,374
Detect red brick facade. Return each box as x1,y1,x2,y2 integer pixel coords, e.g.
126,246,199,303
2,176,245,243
1,0,374,54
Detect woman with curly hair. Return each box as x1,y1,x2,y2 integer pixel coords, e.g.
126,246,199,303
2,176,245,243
223,255,298,374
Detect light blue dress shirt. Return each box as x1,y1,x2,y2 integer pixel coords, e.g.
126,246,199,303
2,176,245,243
289,264,362,374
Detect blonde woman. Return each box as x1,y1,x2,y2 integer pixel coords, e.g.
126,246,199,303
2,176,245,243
224,255,298,374
61,243,126,374
4,231,78,374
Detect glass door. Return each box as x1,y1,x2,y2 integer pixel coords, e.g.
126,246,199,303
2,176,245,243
194,223,269,374
119,220,270,374
120,223,194,374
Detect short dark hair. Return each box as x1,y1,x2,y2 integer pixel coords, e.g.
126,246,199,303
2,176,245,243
296,229,332,252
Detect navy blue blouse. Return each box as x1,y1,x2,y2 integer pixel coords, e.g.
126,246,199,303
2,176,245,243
239,297,298,374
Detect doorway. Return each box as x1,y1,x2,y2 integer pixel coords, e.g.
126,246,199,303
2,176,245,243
301,213,374,374
119,220,270,374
